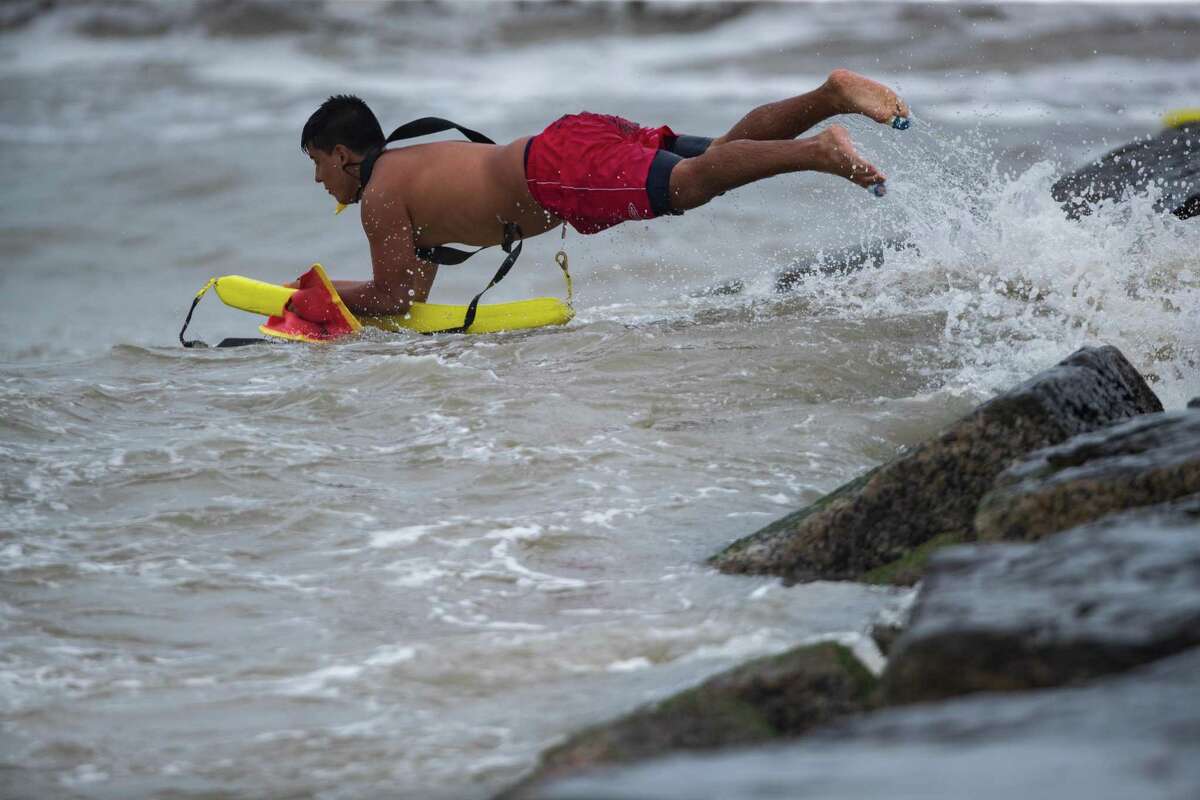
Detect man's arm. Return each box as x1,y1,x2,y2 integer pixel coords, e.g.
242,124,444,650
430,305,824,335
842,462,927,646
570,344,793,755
328,184,437,316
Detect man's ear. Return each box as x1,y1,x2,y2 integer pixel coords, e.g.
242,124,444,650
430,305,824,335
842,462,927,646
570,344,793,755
332,143,352,167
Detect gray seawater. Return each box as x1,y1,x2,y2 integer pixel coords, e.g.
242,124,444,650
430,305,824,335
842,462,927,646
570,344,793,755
2,2,1198,798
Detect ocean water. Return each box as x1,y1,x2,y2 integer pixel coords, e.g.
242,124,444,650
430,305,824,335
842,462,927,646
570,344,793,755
1,2,1197,798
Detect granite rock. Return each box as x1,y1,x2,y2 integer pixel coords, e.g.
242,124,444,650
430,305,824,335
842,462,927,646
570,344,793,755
710,345,1162,583
976,409,1200,541
882,504,1200,704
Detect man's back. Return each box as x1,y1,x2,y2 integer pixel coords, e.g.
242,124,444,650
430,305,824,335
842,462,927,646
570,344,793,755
367,138,560,249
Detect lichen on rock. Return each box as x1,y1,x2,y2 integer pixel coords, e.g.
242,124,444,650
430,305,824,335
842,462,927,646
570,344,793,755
975,408,1200,541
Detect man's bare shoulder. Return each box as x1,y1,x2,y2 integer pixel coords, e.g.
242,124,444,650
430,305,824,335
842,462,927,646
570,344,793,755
375,141,493,180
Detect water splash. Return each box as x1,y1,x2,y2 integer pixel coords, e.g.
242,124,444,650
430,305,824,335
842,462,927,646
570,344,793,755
785,118,1200,407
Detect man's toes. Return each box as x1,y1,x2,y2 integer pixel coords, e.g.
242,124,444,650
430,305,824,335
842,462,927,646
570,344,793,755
871,103,896,124
860,166,886,187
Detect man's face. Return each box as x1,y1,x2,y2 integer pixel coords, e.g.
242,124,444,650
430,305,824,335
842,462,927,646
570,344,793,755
307,144,359,205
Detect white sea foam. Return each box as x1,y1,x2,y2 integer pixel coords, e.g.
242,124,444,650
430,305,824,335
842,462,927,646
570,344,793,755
580,509,629,529
383,558,449,588
607,657,653,673
483,539,589,591
60,764,110,787
363,645,417,667
275,664,363,697
677,629,791,664
369,524,441,549
483,524,545,542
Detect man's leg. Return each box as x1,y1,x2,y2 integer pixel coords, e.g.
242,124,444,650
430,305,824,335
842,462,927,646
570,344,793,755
668,125,883,211
711,69,910,145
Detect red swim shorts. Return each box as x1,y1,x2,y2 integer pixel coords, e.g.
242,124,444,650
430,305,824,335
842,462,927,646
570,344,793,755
524,112,712,235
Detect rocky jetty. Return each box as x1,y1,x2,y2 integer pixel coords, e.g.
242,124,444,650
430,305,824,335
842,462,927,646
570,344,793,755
708,346,1161,584
498,344,1198,800
498,643,876,799
534,648,1200,800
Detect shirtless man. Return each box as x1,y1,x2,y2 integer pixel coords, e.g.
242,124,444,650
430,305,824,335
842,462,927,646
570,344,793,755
296,69,908,319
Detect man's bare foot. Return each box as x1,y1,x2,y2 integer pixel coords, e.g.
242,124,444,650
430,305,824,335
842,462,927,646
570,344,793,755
806,125,886,190
823,68,910,125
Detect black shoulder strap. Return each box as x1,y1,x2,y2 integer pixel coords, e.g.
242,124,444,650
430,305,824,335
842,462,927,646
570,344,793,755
358,116,495,194
383,117,495,147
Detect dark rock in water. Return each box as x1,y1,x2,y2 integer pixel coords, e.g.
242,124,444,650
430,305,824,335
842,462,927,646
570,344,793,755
534,647,1200,800
882,509,1200,705
1189,396,1200,409
688,278,745,298
1052,122,1200,220
497,643,876,800
709,345,1162,584
976,409,1200,542
773,238,912,292
688,238,912,299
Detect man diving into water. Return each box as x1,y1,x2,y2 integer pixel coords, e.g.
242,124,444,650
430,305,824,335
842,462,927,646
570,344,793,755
292,69,909,320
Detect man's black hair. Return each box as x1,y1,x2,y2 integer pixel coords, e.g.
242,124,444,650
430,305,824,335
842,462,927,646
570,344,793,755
301,95,385,155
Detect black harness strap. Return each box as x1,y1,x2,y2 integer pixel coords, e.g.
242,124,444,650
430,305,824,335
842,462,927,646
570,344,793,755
428,223,522,335
179,278,271,348
179,289,209,348
414,244,484,265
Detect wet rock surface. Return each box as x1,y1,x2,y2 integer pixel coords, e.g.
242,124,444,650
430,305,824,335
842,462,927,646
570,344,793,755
709,345,1162,584
882,504,1200,704
534,647,1200,800
498,643,876,800
1052,121,1200,220
976,409,1200,541
773,238,911,291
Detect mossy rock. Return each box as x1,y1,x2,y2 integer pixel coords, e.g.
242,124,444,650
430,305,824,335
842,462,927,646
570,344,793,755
496,643,877,799
709,346,1162,584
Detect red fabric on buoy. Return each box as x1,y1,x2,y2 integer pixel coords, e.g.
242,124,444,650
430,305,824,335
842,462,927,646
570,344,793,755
261,266,360,342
